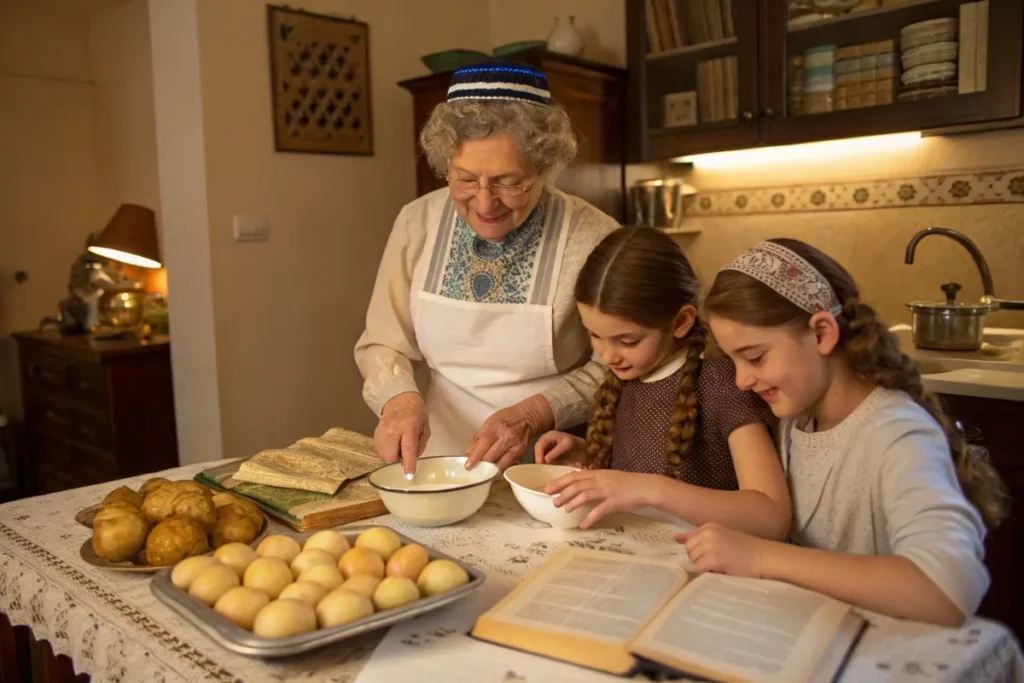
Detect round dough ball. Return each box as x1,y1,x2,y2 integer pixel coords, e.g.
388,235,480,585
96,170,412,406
416,560,469,597
213,542,258,577
145,516,209,567
316,588,374,628
256,535,301,564
341,574,381,599
91,506,148,562
303,530,350,559
212,513,260,548
188,564,240,606
170,491,217,533
243,557,293,599
290,549,336,579
171,555,221,591
139,477,172,497
214,586,269,630
279,581,329,606
372,576,420,611
252,599,317,639
297,563,344,591
355,527,402,561
386,543,429,580
338,547,385,579
102,485,143,509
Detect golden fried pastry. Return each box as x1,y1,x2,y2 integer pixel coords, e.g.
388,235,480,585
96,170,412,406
146,516,209,566
138,477,172,497
212,513,260,548
142,485,180,524
170,491,217,533
102,485,144,509
174,480,213,497
92,506,149,562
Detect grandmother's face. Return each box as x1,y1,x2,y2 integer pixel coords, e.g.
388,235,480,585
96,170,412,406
447,131,545,241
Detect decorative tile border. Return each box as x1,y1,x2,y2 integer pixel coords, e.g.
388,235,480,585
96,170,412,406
687,169,1024,216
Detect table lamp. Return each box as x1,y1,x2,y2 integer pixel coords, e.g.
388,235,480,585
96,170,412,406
87,203,162,269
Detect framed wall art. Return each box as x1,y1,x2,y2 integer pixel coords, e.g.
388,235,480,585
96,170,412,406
267,5,373,155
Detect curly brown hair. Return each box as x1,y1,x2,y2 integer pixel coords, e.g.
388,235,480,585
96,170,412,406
574,227,706,478
705,238,1008,528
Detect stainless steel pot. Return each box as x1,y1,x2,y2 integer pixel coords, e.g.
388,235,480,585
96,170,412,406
628,178,696,229
906,282,991,351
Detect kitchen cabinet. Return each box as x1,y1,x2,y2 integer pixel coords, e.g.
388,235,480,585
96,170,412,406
628,0,1024,161
940,392,1023,638
398,49,627,221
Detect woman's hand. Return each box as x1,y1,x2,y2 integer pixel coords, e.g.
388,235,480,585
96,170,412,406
375,392,429,476
465,396,554,471
675,523,769,579
544,470,656,530
533,431,586,465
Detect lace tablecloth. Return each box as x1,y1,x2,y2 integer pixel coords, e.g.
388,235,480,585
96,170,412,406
0,461,1021,683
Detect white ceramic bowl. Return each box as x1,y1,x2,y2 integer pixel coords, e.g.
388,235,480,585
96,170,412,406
503,464,595,530
367,456,499,527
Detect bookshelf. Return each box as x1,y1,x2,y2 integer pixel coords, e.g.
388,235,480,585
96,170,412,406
628,0,1024,161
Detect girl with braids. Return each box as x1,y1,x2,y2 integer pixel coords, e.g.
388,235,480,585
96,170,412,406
536,227,790,537
684,238,1006,626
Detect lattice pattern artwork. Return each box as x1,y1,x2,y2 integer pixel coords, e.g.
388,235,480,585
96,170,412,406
267,5,373,155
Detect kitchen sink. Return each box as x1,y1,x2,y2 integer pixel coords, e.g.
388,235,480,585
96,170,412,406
889,325,1024,375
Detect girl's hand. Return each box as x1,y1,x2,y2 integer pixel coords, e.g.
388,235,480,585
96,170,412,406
544,470,653,529
675,523,769,579
533,431,586,465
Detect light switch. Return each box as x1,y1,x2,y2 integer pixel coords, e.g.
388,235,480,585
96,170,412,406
233,214,270,242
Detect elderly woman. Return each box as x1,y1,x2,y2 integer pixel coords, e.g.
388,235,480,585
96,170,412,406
355,63,618,474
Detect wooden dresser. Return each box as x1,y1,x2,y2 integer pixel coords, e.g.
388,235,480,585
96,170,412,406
14,330,178,495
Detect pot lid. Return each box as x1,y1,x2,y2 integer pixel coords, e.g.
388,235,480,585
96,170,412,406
906,301,991,315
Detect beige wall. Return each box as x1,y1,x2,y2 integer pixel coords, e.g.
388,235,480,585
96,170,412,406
89,0,161,218
0,6,107,419
192,0,490,459
677,130,1024,329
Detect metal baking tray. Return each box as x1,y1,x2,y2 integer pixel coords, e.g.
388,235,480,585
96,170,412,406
151,525,485,658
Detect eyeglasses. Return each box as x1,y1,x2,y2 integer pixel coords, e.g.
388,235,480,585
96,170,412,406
447,177,534,201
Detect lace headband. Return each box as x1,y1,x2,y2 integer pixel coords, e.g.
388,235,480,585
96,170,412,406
721,241,843,316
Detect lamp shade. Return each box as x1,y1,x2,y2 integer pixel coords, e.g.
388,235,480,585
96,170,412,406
87,203,162,268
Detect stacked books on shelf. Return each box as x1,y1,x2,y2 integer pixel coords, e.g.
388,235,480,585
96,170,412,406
697,56,739,123
645,0,736,55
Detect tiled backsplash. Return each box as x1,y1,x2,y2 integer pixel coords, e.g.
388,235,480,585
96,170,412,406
687,168,1024,216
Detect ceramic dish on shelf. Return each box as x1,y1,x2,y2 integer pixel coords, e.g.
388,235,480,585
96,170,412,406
492,40,547,56
900,17,958,51
419,49,490,74
902,41,958,70
901,61,957,87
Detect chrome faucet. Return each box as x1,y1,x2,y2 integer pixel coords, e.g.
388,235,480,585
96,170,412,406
905,227,1024,311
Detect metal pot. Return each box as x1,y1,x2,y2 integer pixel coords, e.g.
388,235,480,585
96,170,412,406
628,178,696,229
906,282,990,351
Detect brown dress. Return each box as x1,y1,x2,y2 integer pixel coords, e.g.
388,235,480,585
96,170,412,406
608,355,775,490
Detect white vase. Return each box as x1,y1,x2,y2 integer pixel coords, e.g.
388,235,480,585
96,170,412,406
547,16,583,56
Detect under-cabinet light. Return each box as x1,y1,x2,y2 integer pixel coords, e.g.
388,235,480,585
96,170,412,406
674,132,923,169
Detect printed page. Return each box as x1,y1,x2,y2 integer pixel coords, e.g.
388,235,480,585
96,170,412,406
631,573,853,683
486,549,687,645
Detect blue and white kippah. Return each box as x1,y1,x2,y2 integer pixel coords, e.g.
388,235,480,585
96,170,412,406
446,63,552,106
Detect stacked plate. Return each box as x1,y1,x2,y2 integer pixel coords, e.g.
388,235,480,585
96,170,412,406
899,18,959,101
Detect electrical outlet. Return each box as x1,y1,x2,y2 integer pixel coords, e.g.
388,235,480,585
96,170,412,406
233,214,270,242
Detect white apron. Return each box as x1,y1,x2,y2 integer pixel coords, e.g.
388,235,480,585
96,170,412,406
410,192,571,456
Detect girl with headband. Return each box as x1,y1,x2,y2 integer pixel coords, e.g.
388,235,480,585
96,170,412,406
685,238,1006,626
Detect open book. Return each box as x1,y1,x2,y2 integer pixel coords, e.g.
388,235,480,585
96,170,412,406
471,548,866,683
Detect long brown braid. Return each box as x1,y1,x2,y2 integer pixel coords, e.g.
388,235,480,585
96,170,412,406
705,238,1008,528
575,227,706,477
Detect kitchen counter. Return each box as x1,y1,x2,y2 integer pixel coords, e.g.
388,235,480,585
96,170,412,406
891,325,1024,402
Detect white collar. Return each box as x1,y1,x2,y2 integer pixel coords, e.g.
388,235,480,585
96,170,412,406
639,348,689,383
